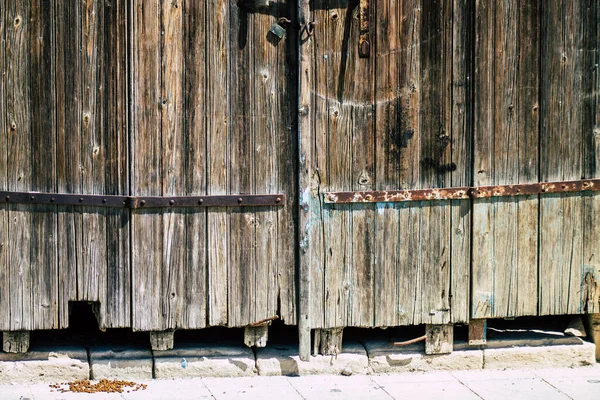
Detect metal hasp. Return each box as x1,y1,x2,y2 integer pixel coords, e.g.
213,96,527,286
324,179,600,204
1,191,285,208
358,0,371,58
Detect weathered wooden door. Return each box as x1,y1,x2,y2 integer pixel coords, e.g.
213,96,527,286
129,0,297,333
298,0,471,351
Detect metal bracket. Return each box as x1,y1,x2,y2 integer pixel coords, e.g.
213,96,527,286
358,0,371,58
1,191,285,209
324,179,600,204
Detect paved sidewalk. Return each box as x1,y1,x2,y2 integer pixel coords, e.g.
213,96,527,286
1,366,599,400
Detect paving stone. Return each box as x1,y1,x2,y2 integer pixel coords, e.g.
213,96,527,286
377,380,481,400
153,343,257,379
289,375,392,400
363,340,483,374
89,345,153,380
483,341,596,370
122,379,214,400
536,376,600,400
255,342,371,376
461,377,569,400
203,376,302,400
0,346,89,384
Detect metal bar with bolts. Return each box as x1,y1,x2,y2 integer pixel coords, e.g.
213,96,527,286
324,179,600,204
0,191,286,209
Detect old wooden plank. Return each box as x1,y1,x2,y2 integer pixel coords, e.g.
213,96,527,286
275,0,297,327
0,0,9,331
150,330,175,351
306,0,328,333
244,326,268,348
206,0,229,327
582,1,600,315
449,0,472,324
2,331,30,353
182,0,208,329
425,324,453,355
158,0,185,330
55,0,82,329
252,4,279,327
472,0,539,319
131,0,163,331
298,0,315,360
468,319,487,345
539,0,588,316
373,0,401,328
228,0,256,327
102,0,130,328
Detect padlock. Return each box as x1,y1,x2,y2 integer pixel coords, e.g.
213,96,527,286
269,22,286,40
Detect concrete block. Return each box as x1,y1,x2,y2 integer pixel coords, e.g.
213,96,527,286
0,346,89,384
364,340,483,374
483,341,596,370
90,346,153,380
153,343,256,379
256,342,371,376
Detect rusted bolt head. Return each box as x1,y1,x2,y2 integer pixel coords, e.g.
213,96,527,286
238,197,243,204
102,198,107,203
5,196,10,202
79,197,84,202
198,199,204,205
169,199,175,206
51,197,55,202
140,200,146,206
275,197,281,204
30,195,35,201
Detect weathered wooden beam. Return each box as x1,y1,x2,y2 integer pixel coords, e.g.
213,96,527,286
314,328,343,356
3,331,30,353
425,324,453,355
468,319,487,345
150,331,175,351
244,326,268,348
297,0,313,363
586,314,600,361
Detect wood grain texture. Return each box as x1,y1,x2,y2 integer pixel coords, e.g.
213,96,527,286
2,0,59,331
0,0,9,331
55,0,130,330
472,0,540,319
539,0,597,316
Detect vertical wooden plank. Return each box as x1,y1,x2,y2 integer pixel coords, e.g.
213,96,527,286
28,0,57,330
472,0,539,319
55,0,81,329
449,0,472,324
228,0,256,327
131,0,163,331
252,2,279,325
103,0,130,328
207,0,229,327
159,0,185,330
307,0,328,332
373,0,401,327
275,0,297,326
5,0,33,332
323,2,352,329
540,0,591,316
298,0,314,359
0,0,9,330
182,0,207,328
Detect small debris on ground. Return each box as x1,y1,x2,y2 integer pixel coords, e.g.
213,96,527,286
49,379,147,394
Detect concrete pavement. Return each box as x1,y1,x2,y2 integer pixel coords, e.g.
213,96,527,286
2,366,599,400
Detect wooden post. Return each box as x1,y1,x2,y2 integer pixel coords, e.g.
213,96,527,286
297,0,313,362
425,324,453,355
150,331,175,351
3,331,30,353
468,319,487,345
244,326,268,348
586,314,600,361
316,328,343,356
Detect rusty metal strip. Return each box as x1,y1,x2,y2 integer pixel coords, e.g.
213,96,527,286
324,179,600,204
1,191,285,208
